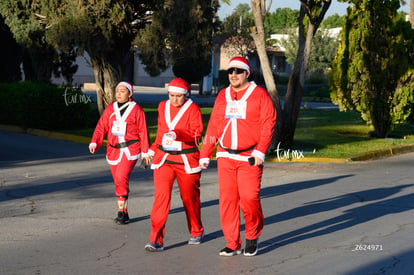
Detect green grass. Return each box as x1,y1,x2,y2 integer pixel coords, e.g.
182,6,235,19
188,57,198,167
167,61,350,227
294,109,414,158
65,106,414,159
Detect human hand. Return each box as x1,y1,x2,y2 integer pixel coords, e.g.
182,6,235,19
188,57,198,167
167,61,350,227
199,159,209,169
89,144,96,154
142,156,152,166
250,156,263,166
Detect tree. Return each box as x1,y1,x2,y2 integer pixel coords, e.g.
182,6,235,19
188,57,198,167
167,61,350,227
167,0,215,88
0,0,56,83
0,14,21,82
329,0,414,137
136,0,217,94
279,28,339,75
320,13,345,28
249,0,282,151
221,4,255,58
280,0,332,148
0,0,155,114
265,8,299,34
43,1,155,114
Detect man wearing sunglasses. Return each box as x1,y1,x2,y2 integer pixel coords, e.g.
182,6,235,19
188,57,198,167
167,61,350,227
199,56,276,257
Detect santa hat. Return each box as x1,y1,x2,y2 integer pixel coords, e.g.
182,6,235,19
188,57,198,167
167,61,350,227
168,78,191,94
116,81,133,95
227,56,250,73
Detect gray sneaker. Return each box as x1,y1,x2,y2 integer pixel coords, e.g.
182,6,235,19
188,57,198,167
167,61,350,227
188,232,204,245
145,242,164,252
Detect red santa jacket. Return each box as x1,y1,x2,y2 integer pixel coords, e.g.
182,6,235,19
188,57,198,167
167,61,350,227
90,101,149,165
149,99,203,174
200,81,276,162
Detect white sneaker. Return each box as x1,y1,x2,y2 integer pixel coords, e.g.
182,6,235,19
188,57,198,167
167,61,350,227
145,242,164,252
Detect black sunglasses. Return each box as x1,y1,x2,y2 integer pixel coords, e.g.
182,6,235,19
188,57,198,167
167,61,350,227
227,68,246,74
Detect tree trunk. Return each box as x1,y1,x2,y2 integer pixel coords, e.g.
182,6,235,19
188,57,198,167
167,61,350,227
372,103,391,138
250,0,282,152
281,1,330,148
199,78,203,96
281,8,308,148
91,56,119,115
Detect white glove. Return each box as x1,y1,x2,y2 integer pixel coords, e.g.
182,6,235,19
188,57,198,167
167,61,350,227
164,131,176,140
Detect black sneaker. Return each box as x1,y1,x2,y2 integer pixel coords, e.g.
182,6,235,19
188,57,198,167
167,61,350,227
219,247,242,256
243,238,258,256
114,211,129,225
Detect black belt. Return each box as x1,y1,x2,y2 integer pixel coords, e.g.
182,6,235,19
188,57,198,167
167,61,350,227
220,144,256,154
110,140,139,149
165,160,184,165
158,145,197,155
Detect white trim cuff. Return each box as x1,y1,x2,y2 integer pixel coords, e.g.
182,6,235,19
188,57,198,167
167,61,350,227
251,149,265,161
199,158,210,166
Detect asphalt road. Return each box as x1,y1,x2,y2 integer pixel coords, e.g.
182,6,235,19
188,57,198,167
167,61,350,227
1,129,414,275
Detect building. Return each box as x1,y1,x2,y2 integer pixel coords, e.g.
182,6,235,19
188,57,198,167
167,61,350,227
52,35,290,90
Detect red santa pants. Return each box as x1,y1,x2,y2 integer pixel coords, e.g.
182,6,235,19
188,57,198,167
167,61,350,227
150,163,203,244
109,155,137,197
217,157,264,250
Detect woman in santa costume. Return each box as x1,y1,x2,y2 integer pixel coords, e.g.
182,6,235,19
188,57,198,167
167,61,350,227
89,81,150,225
144,78,204,252
199,56,276,257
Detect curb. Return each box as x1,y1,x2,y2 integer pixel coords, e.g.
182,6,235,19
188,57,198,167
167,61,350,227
266,157,348,163
1,124,413,163
348,144,414,161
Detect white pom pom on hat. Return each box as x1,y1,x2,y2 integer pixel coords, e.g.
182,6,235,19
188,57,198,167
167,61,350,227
116,81,133,95
227,56,250,73
168,78,191,94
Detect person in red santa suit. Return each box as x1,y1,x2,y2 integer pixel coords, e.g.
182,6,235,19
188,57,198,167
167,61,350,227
199,56,276,257
89,81,150,225
144,78,204,252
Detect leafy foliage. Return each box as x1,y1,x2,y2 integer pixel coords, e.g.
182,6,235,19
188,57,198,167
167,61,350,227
320,13,345,28
264,8,299,34
220,3,255,58
329,0,414,137
0,0,60,82
135,0,216,84
0,14,21,82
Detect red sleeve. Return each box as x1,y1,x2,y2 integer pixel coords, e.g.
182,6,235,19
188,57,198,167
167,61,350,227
200,90,226,159
255,90,276,154
90,105,112,152
135,104,150,154
149,101,165,152
174,103,203,143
